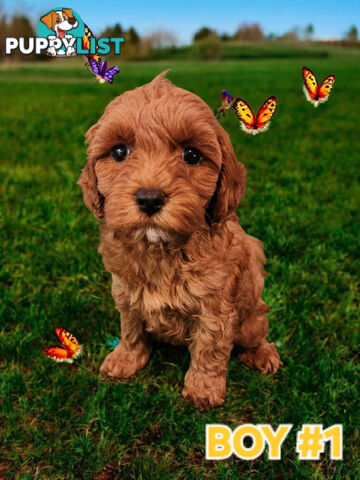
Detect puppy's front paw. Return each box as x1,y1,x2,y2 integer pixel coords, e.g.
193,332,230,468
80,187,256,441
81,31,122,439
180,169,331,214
182,371,226,411
238,341,283,373
100,342,150,379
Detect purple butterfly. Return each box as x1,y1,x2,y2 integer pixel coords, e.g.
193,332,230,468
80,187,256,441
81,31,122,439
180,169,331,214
216,89,235,118
89,58,120,84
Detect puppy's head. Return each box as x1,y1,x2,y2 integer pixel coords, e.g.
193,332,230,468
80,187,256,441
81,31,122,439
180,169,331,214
78,72,246,243
40,9,78,36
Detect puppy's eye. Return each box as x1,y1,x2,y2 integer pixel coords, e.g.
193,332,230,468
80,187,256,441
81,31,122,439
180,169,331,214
56,17,61,22
183,146,202,165
111,144,130,162
63,15,68,20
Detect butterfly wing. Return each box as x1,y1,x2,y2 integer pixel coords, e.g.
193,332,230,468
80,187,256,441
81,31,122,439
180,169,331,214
82,25,90,50
103,66,120,84
217,90,235,118
302,67,318,100
43,346,74,363
99,61,108,77
83,24,101,64
234,98,256,131
221,89,234,106
55,328,81,357
256,96,277,130
89,58,100,76
217,89,234,118
318,74,335,101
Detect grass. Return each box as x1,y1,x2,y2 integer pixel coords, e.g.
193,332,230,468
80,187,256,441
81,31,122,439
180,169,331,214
0,51,359,479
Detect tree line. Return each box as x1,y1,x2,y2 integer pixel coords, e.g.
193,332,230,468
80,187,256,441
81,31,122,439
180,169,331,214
0,11,358,62
194,22,358,44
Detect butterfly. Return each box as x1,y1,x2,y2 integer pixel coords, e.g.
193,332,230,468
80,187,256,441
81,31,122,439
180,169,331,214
89,58,120,84
233,96,277,135
302,67,336,107
43,328,82,363
83,24,120,84
216,89,236,118
83,24,101,64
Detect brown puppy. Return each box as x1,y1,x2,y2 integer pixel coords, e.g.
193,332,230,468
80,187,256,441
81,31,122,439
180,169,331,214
78,72,282,411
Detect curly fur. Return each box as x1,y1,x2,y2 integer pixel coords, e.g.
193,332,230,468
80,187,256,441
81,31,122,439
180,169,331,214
78,71,282,411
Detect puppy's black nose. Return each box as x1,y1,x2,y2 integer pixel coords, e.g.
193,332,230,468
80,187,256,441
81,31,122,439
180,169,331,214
136,189,165,216
68,17,77,25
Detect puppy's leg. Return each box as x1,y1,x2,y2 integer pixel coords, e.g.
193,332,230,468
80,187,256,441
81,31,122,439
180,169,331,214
236,302,283,373
182,314,232,411
100,309,151,379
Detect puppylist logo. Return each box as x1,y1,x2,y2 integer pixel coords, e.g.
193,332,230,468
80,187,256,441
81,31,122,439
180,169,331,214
5,7,124,58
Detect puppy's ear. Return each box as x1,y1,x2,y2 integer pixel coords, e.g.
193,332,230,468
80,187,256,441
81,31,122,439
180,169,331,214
62,8,74,18
77,124,104,221
40,11,56,30
206,128,246,224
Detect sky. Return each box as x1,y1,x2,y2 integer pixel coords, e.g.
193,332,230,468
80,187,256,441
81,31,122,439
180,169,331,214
3,0,360,43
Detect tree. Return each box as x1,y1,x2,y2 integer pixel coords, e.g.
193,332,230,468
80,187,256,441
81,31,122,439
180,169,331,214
194,36,223,60
6,14,36,60
234,23,264,42
127,26,139,45
101,23,140,57
8,14,35,38
267,32,277,42
304,23,314,41
279,27,300,43
147,29,177,49
0,15,7,60
220,32,231,42
193,26,217,42
101,23,123,38
123,27,141,59
346,25,358,42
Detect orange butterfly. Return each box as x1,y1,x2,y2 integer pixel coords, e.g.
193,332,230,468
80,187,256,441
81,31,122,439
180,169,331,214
83,24,101,64
233,96,277,135
302,66,335,107
43,328,82,363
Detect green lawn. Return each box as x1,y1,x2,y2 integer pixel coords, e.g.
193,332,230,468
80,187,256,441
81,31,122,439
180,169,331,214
0,53,359,479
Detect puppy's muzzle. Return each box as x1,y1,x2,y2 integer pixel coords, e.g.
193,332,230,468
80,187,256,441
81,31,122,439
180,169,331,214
136,189,165,217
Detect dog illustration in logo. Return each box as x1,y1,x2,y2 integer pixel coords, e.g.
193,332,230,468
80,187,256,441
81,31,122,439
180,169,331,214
40,8,78,56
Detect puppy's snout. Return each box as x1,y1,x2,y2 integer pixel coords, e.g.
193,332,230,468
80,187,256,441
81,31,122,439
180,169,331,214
68,17,77,25
136,189,165,216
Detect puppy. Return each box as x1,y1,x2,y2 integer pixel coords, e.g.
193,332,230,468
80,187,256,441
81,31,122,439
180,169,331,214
40,8,78,56
78,72,282,411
